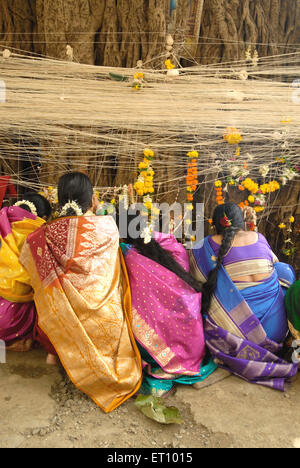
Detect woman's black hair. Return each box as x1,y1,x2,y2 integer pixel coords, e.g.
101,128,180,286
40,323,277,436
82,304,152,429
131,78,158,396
18,192,52,219
58,172,93,216
202,203,245,312
120,213,202,293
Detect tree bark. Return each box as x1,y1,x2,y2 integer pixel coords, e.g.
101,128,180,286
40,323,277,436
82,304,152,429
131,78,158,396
0,0,172,67
1,1,300,65
197,0,300,64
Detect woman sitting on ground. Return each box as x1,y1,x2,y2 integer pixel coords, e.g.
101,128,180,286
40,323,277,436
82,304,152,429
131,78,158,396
190,202,299,391
118,213,217,396
20,172,142,413
0,193,51,352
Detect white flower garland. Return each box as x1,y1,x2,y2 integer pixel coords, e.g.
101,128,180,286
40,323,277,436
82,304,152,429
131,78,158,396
14,200,38,216
59,201,83,217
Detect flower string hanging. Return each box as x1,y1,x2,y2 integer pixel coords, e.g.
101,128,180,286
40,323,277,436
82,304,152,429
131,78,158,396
132,72,145,91
186,151,199,204
279,216,297,257
214,180,224,205
223,127,243,162
133,149,159,240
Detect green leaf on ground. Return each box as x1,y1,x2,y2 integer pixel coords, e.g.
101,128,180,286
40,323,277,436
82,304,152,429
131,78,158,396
135,395,183,425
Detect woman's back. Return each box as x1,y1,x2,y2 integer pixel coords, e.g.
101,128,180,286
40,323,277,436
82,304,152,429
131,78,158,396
209,231,277,283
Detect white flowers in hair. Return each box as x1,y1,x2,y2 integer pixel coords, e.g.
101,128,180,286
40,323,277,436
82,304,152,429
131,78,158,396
141,224,152,245
60,201,83,217
14,200,38,216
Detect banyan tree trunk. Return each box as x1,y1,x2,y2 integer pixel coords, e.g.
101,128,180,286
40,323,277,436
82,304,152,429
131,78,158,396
197,0,300,64
1,1,300,66
0,0,190,68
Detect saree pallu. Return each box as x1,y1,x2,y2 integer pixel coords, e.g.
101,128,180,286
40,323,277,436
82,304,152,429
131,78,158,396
285,280,300,340
0,206,45,349
20,215,142,413
191,237,299,391
122,233,217,395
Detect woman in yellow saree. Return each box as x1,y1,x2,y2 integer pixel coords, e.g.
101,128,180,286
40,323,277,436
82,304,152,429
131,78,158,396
20,172,142,413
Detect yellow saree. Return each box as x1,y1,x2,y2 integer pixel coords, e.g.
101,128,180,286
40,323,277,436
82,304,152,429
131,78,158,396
0,206,45,351
20,215,142,413
0,206,45,303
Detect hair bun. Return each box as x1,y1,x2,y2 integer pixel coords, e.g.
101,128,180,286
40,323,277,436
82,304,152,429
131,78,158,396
14,200,37,216
59,201,83,217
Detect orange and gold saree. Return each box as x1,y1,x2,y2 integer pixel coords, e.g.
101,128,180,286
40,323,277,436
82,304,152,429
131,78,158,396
20,215,142,413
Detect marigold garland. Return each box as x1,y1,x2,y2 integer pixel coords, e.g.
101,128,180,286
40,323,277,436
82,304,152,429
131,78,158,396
186,150,199,205
133,148,158,220
132,72,145,91
214,180,224,205
278,215,297,257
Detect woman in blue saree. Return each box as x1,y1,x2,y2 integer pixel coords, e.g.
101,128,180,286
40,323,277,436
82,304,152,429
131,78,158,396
190,203,298,391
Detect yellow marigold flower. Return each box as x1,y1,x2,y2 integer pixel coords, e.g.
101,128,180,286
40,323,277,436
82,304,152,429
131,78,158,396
144,201,152,210
289,216,295,223
278,223,286,229
165,59,175,70
215,180,222,188
144,149,154,158
254,206,265,213
139,161,149,171
248,195,255,204
243,178,259,194
134,72,144,80
223,128,243,145
134,181,144,191
110,199,116,205
187,151,199,158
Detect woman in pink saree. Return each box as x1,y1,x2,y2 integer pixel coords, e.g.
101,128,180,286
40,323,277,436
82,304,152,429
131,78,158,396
120,215,217,396
0,193,52,352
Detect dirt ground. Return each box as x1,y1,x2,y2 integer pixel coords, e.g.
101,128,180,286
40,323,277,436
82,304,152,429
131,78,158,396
1,348,300,449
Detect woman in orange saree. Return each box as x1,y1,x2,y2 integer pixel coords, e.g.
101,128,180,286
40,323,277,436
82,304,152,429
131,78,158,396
20,173,142,413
